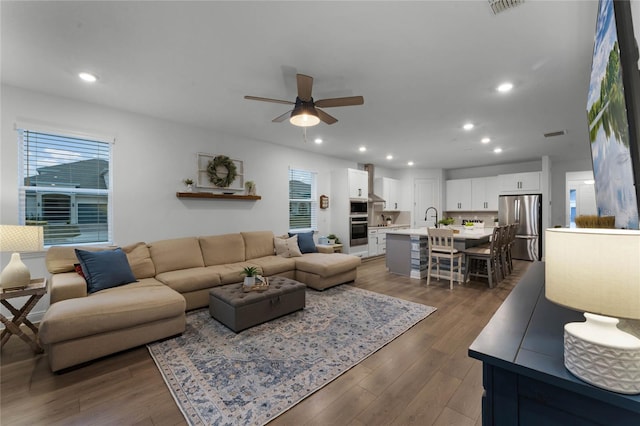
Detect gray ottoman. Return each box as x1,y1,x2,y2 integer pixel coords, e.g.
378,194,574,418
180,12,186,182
208,277,306,332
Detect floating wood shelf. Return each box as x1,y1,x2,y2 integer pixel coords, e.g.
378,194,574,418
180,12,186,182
176,192,261,200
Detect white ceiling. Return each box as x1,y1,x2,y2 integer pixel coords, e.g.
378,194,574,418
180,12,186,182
1,1,599,170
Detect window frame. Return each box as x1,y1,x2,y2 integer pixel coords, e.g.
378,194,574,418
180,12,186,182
288,167,318,233
16,123,114,247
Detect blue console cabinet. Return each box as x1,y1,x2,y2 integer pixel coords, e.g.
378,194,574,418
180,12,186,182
469,262,640,425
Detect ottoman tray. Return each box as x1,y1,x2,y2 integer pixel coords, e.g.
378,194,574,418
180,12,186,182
209,276,306,332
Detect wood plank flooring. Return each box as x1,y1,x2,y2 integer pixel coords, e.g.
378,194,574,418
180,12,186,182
1,257,529,425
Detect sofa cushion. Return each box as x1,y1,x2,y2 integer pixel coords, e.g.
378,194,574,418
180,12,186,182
246,255,297,276
242,231,276,259
148,237,204,274
155,267,221,293
289,231,317,253
121,242,156,279
206,262,262,284
40,279,185,344
46,245,111,274
199,233,245,266
274,235,302,258
295,253,361,277
75,248,137,294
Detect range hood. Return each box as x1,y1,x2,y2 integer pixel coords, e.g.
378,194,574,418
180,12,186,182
363,163,385,203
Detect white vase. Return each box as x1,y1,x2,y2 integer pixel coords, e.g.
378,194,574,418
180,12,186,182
244,276,255,287
185,184,193,192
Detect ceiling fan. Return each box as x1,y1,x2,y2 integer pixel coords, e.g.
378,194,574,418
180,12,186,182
244,74,364,127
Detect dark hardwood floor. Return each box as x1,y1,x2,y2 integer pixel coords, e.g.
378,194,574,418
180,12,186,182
1,257,529,426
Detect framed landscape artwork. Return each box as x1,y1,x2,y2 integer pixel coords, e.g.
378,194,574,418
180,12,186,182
587,0,640,229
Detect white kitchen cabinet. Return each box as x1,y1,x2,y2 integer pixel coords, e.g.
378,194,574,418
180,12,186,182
368,229,379,257
471,177,499,211
368,228,387,257
498,172,540,193
375,177,401,210
348,168,369,200
446,179,472,211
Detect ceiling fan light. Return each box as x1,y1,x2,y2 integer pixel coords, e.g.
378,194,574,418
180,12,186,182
290,105,320,127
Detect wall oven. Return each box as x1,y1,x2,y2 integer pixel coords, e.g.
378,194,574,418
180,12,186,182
350,200,368,216
350,216,368,246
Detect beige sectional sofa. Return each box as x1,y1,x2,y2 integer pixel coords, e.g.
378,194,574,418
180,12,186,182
39,231,361,371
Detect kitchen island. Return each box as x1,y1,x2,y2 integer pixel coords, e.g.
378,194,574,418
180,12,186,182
385,227,493,279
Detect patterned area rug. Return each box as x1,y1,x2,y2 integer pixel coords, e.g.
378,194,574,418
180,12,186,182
148,285,436,426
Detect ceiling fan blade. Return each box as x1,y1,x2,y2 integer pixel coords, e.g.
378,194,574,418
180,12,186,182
316,108,338,125
272,110,292,123
244,95,294,105
297,74,313,101
315,96,364,108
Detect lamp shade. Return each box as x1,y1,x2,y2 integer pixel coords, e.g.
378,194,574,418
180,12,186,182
0,225,44,252
545,228,640,320
289,104,320,127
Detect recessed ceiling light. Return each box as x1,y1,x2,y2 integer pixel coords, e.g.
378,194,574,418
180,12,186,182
78,72,98,83
497,82,513,92
359,146,367,152
493,147,503,153
386,154,393,160
407,161,414,166
463,123,474,131
481,137,491,144
314,138,323,144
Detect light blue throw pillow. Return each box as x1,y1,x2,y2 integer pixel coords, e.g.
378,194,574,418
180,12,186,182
75,248,137,294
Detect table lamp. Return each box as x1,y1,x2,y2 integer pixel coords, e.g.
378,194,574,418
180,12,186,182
0,225,44,290
545,228,640,394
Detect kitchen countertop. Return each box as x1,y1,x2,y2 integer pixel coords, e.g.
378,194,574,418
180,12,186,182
385,226,494,240
368,223,410,229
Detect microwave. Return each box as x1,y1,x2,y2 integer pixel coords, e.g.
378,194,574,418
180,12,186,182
350,200,368,216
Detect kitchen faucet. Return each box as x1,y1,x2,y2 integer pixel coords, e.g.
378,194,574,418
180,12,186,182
425,207,438,228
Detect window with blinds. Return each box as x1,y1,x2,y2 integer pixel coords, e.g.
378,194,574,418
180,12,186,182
18,129,112,246
289,168,317,231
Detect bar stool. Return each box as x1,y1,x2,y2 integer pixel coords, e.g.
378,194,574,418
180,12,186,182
463,226,501,288
426,228,464,290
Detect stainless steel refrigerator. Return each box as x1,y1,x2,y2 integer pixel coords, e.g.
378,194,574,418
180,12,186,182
498,194,542,261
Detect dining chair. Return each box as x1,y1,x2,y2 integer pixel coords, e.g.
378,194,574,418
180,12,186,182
505,223,518,273
463,226,501,288
426,228,464,290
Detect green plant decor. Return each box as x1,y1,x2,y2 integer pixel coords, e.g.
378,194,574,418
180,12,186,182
438,217,455,226
242,266,258,277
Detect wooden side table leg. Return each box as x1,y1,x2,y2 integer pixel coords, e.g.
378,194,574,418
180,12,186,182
0,295,44,353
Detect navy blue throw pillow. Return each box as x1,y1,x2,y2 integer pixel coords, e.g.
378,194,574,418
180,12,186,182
288,231,317,254
75,248,137,294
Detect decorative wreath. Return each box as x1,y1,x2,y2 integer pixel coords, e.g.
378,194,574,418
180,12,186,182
207,155,237,187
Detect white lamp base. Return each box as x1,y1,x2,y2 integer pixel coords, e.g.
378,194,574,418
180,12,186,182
564,312,640,394
0,252,31,290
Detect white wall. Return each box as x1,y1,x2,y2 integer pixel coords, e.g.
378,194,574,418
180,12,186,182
1,84,358,320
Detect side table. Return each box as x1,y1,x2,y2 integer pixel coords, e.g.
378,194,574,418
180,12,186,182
1,278,47,353
316,243,343,253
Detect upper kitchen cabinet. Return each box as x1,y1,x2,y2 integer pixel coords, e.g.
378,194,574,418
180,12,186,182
348,168,369,200
471,177,498,211
498,172,540,193
445,179,472,211
375,177,401,210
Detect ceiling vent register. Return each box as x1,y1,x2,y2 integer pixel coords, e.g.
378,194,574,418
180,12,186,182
488,0,525,15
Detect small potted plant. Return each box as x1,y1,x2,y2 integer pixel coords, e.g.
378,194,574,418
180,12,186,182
245,180,256,195
183,178,194,192
327,234,338,244
242,266,258,287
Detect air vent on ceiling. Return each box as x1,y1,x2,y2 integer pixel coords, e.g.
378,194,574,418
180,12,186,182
488,0,525,15
544,130,567,138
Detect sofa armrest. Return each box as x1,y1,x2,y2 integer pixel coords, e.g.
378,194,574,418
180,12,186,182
50,272,88,304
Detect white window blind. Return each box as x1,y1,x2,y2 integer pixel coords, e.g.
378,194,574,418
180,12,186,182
18,129,112,246
289,168,317,231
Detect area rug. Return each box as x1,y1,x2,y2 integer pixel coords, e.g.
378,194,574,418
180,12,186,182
147,285,436,426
